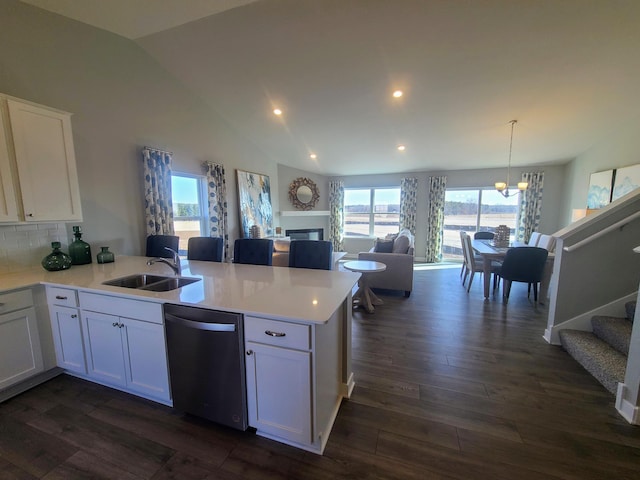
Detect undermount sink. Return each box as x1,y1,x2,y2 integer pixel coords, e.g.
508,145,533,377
103,274,200,292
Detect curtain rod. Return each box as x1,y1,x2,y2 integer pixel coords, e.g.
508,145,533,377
143,146,173,155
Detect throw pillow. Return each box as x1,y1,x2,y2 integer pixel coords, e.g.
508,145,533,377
392,234,410,254
374,238,394,253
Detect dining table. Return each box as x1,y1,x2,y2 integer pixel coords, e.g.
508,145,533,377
471,239,554,302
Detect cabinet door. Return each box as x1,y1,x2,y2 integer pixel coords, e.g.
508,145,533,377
0,307,43,389
7,99,82,221
246,341,312,445
0,107,19,222
49,305,86,373
121,317,170,402
82,311,126,387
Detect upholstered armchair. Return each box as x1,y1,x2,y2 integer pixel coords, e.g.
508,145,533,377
357,230,415,297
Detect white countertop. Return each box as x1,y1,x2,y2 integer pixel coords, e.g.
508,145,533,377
0,256,360,324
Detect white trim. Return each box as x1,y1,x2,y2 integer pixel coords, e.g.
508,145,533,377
543,292,637,345
280,210,330,216
616,383,640,424
563,211,640,252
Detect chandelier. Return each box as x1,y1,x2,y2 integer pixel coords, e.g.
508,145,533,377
495,120,528,197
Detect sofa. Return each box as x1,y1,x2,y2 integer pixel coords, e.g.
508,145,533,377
357,230,415,297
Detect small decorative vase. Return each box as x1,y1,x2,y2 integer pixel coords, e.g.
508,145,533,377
96,246,115,264
42,242,72,271
69,225,92,265
493,225,511,247
250,225,261,238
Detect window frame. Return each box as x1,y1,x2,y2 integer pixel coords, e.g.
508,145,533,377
344,186,401,238
442,186,521,259
171,172,209,255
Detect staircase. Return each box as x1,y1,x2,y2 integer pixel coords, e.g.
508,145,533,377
559,301,636,394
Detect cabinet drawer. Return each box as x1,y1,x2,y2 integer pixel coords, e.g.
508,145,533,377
0,289,34,314
79,291,162,324
245,316,310,350
46,287,78,307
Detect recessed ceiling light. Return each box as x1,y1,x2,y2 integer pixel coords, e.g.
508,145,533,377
273,108,282,116
393,90,403,98
309,153,317,159
397,145,406,151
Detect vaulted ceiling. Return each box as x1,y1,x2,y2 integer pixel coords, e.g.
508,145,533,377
20,0,640,176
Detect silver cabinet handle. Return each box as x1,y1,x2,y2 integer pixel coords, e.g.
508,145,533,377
265,330,286,337
56,295,68,300
71,314,77,318
246,350,253,355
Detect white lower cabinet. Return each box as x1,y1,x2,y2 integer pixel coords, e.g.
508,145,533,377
244,316,316,448
49,305,86,373
245,341,312,445
79,292,170,403
47,287,86,374
0,289,44,390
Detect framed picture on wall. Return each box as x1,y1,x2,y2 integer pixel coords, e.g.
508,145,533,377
586,169,615,209
611,163,640,201
236,169,273,238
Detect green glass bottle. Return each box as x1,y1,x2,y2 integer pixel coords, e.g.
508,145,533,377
42,242,72,271
97,246,115,264
69,225,92,265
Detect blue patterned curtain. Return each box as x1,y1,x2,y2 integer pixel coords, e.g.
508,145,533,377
425,176,447,263
142,147,174,236
400,177,418,235
328,181,344,251
203,162,229,261
516,172,544,242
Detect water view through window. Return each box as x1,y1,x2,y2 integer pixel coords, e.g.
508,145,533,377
443,189,520,260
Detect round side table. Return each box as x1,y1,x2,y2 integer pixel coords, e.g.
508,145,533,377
343,260,387,313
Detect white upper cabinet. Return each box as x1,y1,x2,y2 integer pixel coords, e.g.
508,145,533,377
0,94,82,222
0,107,19,222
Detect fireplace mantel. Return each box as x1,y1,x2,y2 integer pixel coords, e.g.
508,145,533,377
280,210,330,216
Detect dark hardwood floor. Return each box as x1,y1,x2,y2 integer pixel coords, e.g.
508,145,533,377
2,266,639,479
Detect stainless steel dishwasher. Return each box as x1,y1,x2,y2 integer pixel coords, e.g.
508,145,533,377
163,304,247,430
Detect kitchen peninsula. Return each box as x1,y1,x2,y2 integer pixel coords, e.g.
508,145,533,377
0,256,360,455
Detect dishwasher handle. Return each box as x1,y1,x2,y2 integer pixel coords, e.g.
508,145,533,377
164,313,237,332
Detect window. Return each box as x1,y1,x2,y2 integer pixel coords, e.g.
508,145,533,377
442,188,520,260
344,187,401,237
171,173,208,255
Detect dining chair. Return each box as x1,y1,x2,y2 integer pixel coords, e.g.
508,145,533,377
187,237,223,262
233,239,274,266
474,231,495,240
496,247,549,303
462,233,500,292
528,232,541,246
146,235,179,258
459,231,468,279
536,234,556,252
288,240,333,270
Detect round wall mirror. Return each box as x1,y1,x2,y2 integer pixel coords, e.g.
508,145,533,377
289,177,320,210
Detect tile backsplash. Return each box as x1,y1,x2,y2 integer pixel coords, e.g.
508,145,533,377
0,223,68,274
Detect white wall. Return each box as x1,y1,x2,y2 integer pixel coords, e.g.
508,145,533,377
561,117,640,225
331,164,568,258
276,164,329,237
0,0,280,261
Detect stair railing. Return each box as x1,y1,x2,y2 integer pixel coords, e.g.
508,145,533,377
563,210,640,253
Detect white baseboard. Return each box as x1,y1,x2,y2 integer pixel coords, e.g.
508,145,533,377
616,383,640,424
544,292,637,345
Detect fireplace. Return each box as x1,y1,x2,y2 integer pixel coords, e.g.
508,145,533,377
285,228,324,241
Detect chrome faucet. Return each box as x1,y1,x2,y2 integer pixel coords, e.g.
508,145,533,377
147,247,181,275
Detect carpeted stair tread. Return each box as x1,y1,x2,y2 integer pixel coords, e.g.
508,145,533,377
626,301,636,322
559,329,626,395
591,315,633,356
